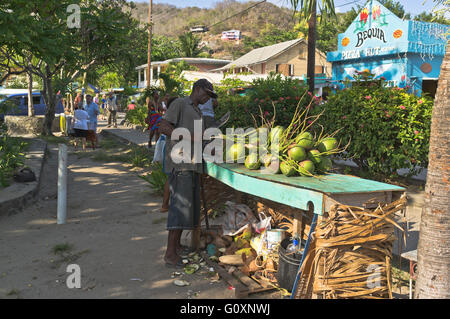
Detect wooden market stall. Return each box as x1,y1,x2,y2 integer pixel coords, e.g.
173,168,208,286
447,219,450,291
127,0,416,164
201,160,406,298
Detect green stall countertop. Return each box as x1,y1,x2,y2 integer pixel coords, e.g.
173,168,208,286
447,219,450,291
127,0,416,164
204,161,405,215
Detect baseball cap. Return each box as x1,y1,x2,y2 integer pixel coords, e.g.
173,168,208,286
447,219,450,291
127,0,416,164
193,79,218,99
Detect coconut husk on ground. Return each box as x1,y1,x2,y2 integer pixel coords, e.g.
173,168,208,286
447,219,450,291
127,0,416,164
294,194,407,299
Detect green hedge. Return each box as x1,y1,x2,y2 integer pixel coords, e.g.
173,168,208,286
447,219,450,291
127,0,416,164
0,127,29,187
124,105,148,128
215,74,311,129
311,77,432,179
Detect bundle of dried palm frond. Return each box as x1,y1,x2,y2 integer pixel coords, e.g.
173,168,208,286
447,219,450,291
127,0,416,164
294,194,407,299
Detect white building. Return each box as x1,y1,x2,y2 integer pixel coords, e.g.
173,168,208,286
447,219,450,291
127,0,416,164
135,57,231,89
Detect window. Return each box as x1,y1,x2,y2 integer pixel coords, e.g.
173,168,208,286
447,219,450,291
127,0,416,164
315,65,324,75
276,64,293,76
298,45,307,59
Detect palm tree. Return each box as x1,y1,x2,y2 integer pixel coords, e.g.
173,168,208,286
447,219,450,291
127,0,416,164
289,0,336,93
178,32,204,58
414,0,450,298
415,48,449,299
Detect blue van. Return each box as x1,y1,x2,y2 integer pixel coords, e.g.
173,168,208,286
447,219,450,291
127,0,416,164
0,91,64,121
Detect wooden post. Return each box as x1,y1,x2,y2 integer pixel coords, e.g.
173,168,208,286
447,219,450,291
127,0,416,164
292,210,303,239
307,0,317,94
146,0,152,89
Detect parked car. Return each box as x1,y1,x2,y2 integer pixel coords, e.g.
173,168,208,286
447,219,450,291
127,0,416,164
0,90,64,121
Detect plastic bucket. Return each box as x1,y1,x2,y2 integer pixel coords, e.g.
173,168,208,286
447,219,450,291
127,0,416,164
266,229,286,250
276,238,303,291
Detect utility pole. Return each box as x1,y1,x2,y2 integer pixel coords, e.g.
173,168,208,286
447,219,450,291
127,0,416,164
306,0,317,94
147,0,152,89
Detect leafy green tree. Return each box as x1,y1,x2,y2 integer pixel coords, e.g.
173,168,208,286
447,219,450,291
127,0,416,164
152,35,182,61
0,0,140,135
414,11,450,25
289,0,337,92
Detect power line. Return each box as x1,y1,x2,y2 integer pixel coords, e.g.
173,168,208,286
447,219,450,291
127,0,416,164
335,0,365,8
207,0,268,30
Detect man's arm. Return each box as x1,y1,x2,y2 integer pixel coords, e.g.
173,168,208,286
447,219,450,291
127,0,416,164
158,119,175,137
159,119,199,143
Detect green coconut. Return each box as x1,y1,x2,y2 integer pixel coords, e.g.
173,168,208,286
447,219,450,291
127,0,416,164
298,160,315,176
280,161,297,177
288,145,307,162
307,149,322,165
261,154,281,174
295,131,314,150
317,137,338,153
226,143,246,162
245,153,261,170
269,126,285,144
317,156,332,172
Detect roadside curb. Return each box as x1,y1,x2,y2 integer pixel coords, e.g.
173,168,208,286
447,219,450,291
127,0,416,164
99,126,149,148
100,128,136,146
0,139,48,216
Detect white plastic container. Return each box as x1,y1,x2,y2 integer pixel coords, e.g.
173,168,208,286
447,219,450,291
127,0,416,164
266,229,286,250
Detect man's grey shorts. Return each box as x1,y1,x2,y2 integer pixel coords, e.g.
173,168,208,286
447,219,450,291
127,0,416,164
167,170,201,230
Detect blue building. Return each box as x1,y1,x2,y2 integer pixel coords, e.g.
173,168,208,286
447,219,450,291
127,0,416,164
327,0,449,97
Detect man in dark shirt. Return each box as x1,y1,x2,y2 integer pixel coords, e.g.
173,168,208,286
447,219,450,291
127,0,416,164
158,79,217,267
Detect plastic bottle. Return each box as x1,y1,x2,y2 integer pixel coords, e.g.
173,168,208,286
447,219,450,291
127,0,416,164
286,236,299,253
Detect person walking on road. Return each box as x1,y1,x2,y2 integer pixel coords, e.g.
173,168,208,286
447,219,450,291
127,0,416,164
106,91,118,128
145,91,162,148
72,105,89,150
84,94,100,147
158,79,217,267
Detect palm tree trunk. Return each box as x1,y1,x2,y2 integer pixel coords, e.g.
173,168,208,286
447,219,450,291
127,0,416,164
415,46,450,299
307,0,317,93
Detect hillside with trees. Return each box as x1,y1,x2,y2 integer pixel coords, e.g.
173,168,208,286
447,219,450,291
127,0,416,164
128,0,449,60
128,0,299,59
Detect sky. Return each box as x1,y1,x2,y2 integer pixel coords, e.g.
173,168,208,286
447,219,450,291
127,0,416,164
131,0,444,17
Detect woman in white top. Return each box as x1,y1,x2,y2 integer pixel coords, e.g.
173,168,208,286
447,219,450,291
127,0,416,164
73,105,89,150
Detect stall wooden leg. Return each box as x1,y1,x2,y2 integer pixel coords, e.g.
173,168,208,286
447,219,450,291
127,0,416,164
191,227,201,250
293,210,303,238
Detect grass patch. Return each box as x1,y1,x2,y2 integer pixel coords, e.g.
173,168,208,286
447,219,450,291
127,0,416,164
100,137,126,150
39,134,69,145
139,162,167,195
91,150,131,163
6,289,21,297
68,135,154,170
49,244,90,269
128,146,151,167
51,243,73,256
391,256,411,292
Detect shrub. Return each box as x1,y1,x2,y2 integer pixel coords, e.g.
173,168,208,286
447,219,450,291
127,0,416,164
215,73,311,129
139,163,167,195
312,76,432,179
0,129,29,187
124,105,148,128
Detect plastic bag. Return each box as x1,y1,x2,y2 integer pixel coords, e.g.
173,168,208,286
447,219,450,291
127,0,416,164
222,201,257,236
253,212,272,234
152,135,166,163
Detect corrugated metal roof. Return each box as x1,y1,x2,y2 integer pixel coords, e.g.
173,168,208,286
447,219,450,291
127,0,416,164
213,38,304,72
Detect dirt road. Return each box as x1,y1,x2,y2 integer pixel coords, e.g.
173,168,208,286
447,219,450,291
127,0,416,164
0,141,235,299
